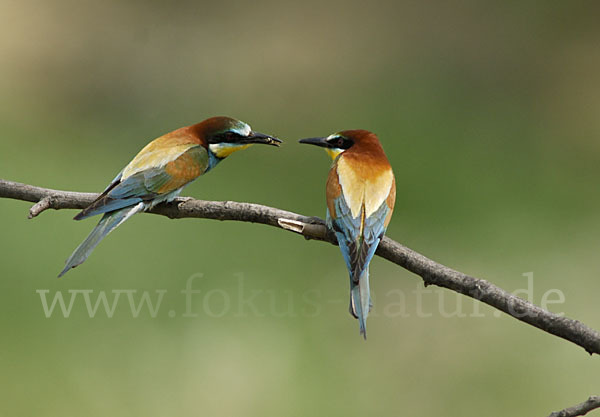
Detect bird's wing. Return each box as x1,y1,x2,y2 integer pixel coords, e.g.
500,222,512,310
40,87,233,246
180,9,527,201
327,163,395,282
328,197,391,281
356,201,391,278
354,172,395,280
327,166,366,280
327,196,362,274
74,145,208,220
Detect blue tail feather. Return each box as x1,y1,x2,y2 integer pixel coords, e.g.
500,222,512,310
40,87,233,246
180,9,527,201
58,204,143,277
350,269,371,339
74,197,143,220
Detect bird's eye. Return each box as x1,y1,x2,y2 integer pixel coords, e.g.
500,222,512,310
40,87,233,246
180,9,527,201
327,136,353,149
328,137,344,148
221,131,241,142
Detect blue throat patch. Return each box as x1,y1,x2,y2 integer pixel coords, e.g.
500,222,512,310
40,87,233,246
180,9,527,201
207,149,223,171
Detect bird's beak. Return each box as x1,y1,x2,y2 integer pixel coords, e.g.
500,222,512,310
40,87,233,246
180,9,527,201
245,132,282,146
298,137,329,148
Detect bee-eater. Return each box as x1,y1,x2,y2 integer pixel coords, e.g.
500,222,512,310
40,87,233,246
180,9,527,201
300,130,395,338
59,116,281,277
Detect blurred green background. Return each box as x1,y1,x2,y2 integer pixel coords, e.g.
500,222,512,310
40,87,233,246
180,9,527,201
1,0,599,415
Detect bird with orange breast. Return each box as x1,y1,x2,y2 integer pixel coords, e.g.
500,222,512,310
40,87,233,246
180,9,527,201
59,116,281,277
300,130,395,338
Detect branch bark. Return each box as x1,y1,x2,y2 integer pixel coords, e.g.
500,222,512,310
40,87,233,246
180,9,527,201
2,178,600,355
548,396,600,417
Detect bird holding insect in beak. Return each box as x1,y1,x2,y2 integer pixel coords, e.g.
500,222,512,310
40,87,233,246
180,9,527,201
300,130,395,338
59,116,281,277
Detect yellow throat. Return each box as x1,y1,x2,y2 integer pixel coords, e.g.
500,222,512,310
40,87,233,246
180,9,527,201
209,143,252,159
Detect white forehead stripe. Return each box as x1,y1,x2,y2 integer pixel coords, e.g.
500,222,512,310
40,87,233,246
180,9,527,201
233,123,251,137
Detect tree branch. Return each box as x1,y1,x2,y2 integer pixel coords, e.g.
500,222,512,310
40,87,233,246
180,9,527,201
2,178,600,355
548,396,600,417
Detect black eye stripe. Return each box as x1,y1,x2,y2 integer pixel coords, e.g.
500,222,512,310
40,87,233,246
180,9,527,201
327,136,354,149
211,131,243,143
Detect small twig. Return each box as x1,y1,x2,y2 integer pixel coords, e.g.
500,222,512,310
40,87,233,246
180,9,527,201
278,218,306,233
28,196,55,219
277,218,328,240
548,396,600,417
2,178,600,355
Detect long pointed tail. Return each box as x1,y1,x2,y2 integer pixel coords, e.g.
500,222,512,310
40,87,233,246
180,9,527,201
58,203,144,277
349,269,371,339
